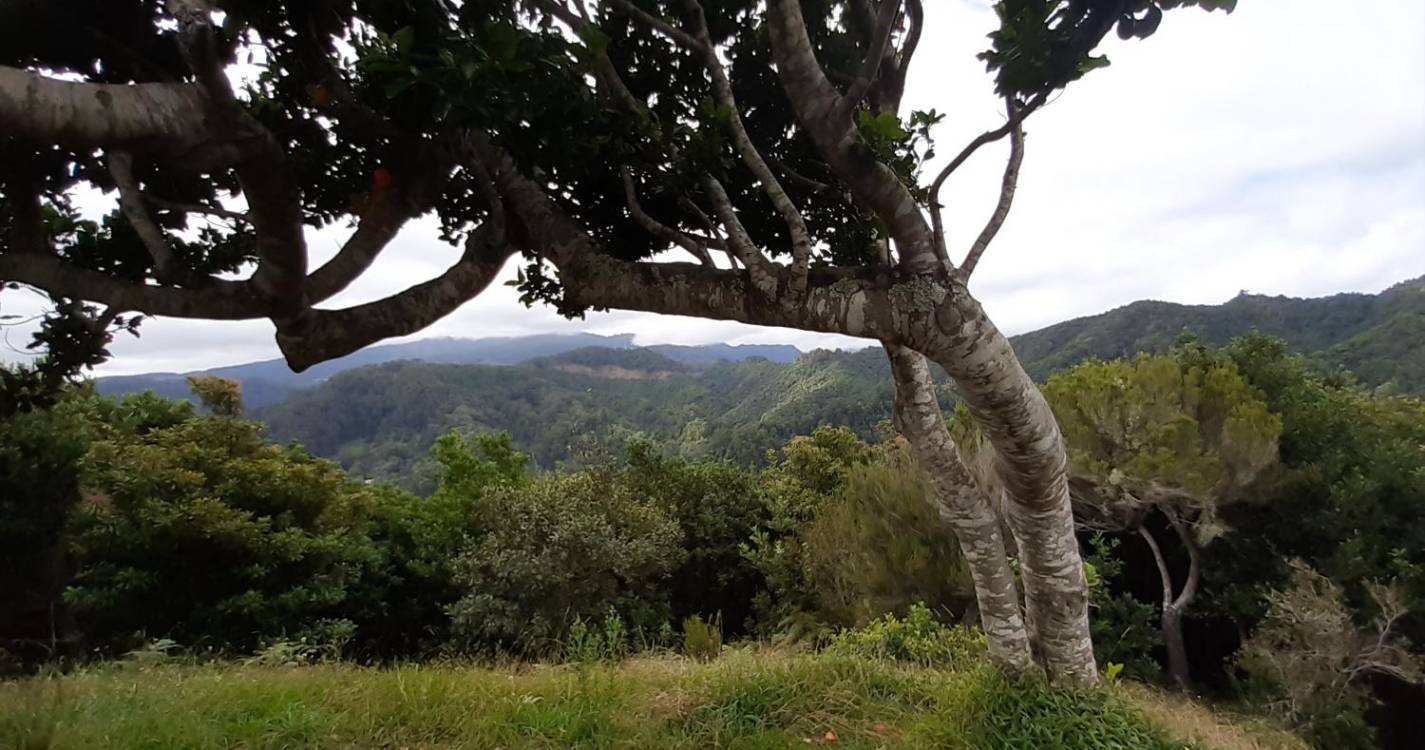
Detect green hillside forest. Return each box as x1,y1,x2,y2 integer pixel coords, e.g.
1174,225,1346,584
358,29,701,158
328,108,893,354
252,278,1425,491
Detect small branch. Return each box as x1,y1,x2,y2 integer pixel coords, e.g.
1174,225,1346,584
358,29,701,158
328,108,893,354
683,0,813,295
142,195,249,223
960,102,1025,280
622,169,715,267
846,0,901,104
1164,510,1201,613
608,0,706,52
108,151,183,283
929,95,1041,261
1138,522,1176,612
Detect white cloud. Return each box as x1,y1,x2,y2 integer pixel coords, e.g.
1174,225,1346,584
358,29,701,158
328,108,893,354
4,0,1421,376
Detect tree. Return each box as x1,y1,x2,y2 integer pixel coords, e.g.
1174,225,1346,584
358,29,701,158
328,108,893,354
1041,353,1280,688
0,0,1238,683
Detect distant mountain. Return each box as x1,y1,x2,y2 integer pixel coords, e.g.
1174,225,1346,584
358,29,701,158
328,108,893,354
1012,276,1425,390
255,346,922,492
95,333,811,409
99,277,1423,410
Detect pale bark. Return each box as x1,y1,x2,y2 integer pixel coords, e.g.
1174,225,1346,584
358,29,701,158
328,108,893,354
914,282,1098,685
1140,511,1202,690
885,344,1035,675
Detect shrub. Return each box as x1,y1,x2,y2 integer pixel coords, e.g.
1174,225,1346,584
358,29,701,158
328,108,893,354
826,602,986,669
446,470,683,654
918,671,1191,750
617,442,774,634
1237,561,1421,750
802,455,974,628
64,406,390,655
683,614,723,662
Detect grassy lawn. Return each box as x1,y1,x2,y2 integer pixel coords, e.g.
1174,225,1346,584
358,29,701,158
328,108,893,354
0,648,1305,750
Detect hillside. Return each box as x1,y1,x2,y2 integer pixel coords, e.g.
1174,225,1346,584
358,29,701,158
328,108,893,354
257,347,926,490
95,334,799,409
1012,276,1425,386
101,278,1425,488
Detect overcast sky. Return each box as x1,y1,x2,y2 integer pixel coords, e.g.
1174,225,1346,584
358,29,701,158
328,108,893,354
4,0,1423,376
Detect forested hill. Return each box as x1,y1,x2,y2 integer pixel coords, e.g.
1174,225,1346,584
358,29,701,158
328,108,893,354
1013,275,1425,389
99,277,1424,488
257,347,914,490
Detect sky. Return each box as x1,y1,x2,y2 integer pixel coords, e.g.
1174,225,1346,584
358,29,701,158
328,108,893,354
3,0,1423,376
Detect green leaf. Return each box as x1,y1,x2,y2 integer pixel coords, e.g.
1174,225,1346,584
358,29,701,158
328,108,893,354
392,26,416,53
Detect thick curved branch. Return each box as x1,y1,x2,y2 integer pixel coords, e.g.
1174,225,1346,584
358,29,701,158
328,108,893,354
1164,510,1201,613
961,110,1025,279
304,189,420,303
276,224,513,371
0,67,234,163
0,253,267,320
765,0,938,272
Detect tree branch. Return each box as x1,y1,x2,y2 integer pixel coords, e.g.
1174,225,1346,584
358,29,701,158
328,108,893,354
928,96,1041,260
683,0,814,294
0,67,235,164
960,103,1025,279
142,195,249,223
108,151,184,284
765,0,939,272
0,253,267,320
622,169,715,267
845,0,901,104
276,223,514,371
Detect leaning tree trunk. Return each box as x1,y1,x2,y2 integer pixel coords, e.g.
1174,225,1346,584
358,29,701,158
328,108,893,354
916,284,1098,685
1139,512,1202,690
885,344,1035,676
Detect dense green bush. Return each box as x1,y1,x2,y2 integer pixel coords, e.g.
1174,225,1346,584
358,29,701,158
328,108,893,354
446,469,683,654
826,603,987,669
803,454,974,628
65,403,391,655
0,392,91,668
617,442,774,633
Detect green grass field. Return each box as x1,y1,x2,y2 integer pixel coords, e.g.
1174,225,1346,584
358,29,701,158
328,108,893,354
1,648,1304,750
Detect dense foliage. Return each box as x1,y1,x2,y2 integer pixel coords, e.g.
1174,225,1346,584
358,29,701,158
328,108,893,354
4,329,1425,747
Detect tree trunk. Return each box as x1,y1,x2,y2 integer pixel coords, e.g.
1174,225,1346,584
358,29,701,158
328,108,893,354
1139,516,1199,691
917,285,1098,685
885,344,1035,676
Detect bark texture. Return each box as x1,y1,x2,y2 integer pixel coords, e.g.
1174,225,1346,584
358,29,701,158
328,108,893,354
885,344,1034,675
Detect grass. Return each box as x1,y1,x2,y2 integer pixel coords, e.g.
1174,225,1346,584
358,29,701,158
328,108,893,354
0,648,1305,750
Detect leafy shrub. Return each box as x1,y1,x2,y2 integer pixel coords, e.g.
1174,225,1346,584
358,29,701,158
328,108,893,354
0,392,90,669
920,671,1191,750
249,619,357,666
64,404,390,655
682,614,723,662
446,470,683,654
826,603,986,668
1237,561,1421,750
561,610,631,663
617,442,774,634
802,454,973,628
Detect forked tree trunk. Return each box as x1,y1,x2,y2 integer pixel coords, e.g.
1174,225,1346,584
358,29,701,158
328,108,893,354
915,286,1098,685
1138,512,1201,691
885,344,1035,676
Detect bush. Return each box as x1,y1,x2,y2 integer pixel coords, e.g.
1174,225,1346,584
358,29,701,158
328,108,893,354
802,455,974,628
617,442,774,635
826,602,986,669
64,404,391,656
1236,561,1421,750
446,470,683,654
917,671,1191,750
682,614,723,662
